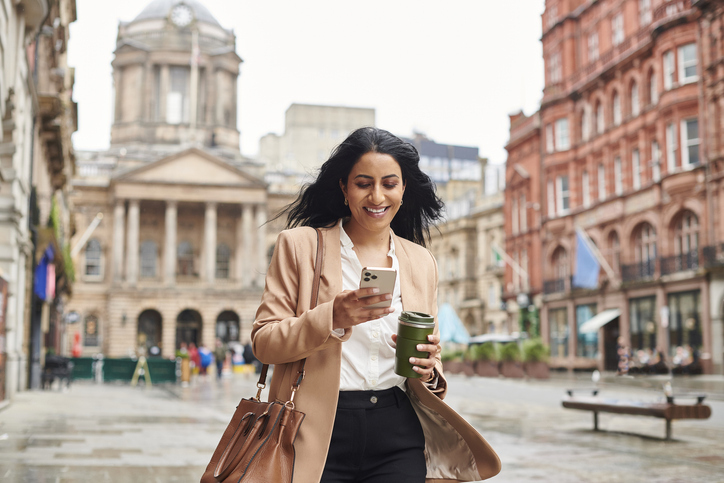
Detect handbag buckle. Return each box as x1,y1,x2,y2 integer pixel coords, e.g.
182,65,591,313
255,382,266,401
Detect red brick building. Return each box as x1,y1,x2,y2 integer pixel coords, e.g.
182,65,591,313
504,0,724,374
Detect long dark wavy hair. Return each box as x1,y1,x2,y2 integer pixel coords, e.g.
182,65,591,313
279,127,444,247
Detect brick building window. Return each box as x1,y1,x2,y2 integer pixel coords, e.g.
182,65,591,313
630,296,656,351
552,246,569,280
674,211,699,257
520,194,527,232
547,179,555,217
680,119,700,167
634,223,657,263
614,156,623,195
630,81,640,117
651,140,661,182
648,70,658,105
639,0,652,26
596,102,604,134
588,32,599,62
608,231,621,274
612,91,621,126
632,148,641,189
666,122,677,171
555,118,570,150
582,170,591,207
580,105,591,142
678,43,697,84
549,307,568,358
546,124,554,153
612,13,624,46
598,163,606,200
556,175,570,215
548,51,562,83
512,198,519,234
663,50,675,90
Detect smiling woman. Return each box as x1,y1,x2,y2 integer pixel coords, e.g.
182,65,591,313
252,127,501,482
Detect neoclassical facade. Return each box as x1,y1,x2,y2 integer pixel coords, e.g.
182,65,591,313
66,0,270,358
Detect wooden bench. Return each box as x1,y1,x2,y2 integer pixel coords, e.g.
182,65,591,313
562,389,712,440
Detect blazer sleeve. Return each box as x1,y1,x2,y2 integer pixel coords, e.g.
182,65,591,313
428,247,448,399
251,230,349,365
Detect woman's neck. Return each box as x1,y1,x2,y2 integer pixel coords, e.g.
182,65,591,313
343,218,389,250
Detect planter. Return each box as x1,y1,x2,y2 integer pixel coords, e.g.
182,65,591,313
500,361,525,378
524,361,550,379
461,361,475,377
474,360,499,378
443,360,464,374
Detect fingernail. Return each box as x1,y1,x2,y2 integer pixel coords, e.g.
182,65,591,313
416,345,424,351
370,288,379,294
384,294,392,300
409,357,416,364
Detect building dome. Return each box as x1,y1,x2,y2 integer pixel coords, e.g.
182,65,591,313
132,0,220,27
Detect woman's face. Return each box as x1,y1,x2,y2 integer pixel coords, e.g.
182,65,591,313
340,151,405,235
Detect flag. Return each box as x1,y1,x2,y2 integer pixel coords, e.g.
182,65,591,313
572,230,600,289
33,245,55,301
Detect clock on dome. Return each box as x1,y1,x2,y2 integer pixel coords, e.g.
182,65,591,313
170,3,194,27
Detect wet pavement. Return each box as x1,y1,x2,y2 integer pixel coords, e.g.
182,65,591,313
0,371,723,482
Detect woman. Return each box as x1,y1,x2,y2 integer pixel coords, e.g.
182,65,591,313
253,127,500,483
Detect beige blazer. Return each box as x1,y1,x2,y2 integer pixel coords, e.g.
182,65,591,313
253,224,501,483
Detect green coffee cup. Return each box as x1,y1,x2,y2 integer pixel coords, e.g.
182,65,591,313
395,311,435,378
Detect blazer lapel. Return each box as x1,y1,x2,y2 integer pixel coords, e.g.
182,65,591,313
319,224,343,304
393,232,415,312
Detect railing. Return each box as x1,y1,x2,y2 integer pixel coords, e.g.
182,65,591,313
653,0,692,24
702,245,724,268
660,250,700,275
622,260,657,283
543,278,566,295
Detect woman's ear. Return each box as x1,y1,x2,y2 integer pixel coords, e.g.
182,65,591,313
339,179,347,198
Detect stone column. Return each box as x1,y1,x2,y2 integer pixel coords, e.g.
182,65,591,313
204,202,217,284
255,205,267,287
112,200,126,284
235,210,244,288
125,199,140,286
242,204,253,288
164,200,177,286
159,64,169,122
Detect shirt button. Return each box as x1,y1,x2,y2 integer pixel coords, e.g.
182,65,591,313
372,331,379,338
370,396,378,404
371,356,377,361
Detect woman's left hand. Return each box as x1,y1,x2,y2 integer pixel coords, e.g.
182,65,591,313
391,333,441,382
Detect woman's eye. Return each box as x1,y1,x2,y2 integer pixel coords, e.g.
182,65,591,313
356,183,370,189
384,184,398,189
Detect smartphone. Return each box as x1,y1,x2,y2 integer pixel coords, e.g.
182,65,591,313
359,267,397,309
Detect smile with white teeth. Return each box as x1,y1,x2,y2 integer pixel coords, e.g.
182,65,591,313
365,207,388,213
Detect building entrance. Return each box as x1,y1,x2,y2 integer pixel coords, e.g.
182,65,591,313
176,309,202,349
603,318,620,372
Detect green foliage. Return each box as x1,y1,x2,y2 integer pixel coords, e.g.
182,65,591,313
465,342,498,362
522,337,550,363
498,342,522,362
175,350,190,359
62,244,75,283
441,348,464,362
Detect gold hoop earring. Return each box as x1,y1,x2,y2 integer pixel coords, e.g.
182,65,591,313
400,199,404,205
344,199,348,206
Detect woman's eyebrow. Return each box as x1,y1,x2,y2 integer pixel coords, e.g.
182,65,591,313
353,174,400,180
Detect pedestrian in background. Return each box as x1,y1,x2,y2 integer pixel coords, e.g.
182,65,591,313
197,344,212,376
213,338,227,380
253,127,500,483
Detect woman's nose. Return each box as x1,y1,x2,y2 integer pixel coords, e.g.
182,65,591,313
370,185,384,203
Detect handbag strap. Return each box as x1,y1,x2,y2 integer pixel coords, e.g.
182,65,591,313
255,228,323,402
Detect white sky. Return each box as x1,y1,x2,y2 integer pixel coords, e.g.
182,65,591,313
68,0,545,165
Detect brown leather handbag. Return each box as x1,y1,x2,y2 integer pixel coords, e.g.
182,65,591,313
201,228,323,483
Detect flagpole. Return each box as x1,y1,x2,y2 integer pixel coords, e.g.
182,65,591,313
492,244,530,287
575,226,617,283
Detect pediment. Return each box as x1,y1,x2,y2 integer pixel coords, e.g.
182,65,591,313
114,148,265,188
508,164,530,186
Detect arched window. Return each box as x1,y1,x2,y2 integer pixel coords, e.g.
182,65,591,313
634,223,657,263
85,239,102,277
608,231,621,274
648,68,658,105
177,241,195,276
139,309,163,351
140,240,157,278
552,246,569,279
630,81,640,117
595,101,604,134
216,244,231,279
674,211,699,256
612,91,621,126
216,310,240,343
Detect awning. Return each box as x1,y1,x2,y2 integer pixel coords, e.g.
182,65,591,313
579,309,621,334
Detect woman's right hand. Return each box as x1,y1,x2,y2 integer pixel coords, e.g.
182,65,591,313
332,288,394,330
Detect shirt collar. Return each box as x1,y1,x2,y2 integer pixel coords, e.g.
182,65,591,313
338,218,395,256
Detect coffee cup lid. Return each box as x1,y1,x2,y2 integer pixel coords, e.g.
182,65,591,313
399,311,434,324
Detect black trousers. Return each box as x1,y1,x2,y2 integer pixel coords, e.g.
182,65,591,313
320,386,426,483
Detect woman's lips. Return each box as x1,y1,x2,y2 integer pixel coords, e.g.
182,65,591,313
364,206,389,217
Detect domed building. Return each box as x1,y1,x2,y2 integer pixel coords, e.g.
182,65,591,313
67,1,271,359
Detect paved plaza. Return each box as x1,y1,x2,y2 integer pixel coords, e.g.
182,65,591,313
1,371,723,482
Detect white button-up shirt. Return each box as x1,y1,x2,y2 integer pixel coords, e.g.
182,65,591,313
337,221,406,391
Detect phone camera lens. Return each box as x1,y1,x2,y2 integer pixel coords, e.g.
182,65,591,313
364,277,370,282
371,275,378,279
364,272,371,277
